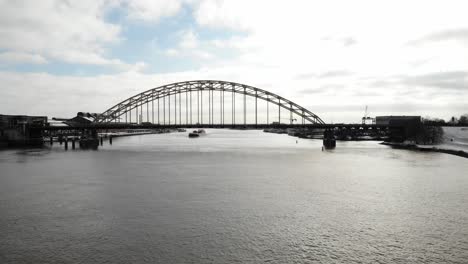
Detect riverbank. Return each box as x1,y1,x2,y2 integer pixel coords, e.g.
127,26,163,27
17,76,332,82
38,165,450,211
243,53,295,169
381,142,468,159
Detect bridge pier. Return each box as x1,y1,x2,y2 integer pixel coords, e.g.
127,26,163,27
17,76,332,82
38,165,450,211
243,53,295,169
323,129,336,149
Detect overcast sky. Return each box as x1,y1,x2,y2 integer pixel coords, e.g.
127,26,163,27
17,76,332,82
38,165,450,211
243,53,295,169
0,0,467,122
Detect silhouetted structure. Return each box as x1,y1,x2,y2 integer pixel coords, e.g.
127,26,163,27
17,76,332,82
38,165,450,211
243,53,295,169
0,115,47,147
376,116,422,142
65,112,99,126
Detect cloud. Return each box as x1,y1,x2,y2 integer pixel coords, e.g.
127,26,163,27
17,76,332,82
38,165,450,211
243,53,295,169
409,28,468,45
295,71,353,80
295,73,317,80
318,70,354,79
2,1,468,122
164,49,180,56
0,51,48,64
400,71,468,90
0,0,122,67
367,71,468,91
299,84,345,95
0,70,160,117
123,0,183,22
342,37,357,47
1,65,467,123
192,0,254,31
163,30,214,60
179,30,199,49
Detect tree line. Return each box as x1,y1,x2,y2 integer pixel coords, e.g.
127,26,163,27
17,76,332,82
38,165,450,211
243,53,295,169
422,114,468,126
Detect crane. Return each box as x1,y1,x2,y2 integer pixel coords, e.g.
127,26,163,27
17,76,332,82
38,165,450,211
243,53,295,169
361,105,375,124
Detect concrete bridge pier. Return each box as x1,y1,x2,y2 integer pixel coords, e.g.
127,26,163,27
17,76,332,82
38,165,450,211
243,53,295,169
323,129,336,149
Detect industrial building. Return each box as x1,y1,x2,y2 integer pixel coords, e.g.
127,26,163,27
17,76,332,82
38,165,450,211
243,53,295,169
0,115,48,147
376,116,422,142
63,112,99,126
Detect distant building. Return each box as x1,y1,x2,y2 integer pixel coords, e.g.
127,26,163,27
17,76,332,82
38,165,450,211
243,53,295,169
65,112,99,126
376,116,422,126
376,116,422,141
361,116,375,125
0,115,47,147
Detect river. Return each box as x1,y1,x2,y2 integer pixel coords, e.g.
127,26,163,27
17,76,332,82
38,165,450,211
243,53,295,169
1,129,467,263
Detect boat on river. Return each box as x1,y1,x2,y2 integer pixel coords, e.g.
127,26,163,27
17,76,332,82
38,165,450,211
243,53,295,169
188,129,206,138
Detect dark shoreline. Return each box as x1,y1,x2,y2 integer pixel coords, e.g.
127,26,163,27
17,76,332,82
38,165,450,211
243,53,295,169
381,142,468,159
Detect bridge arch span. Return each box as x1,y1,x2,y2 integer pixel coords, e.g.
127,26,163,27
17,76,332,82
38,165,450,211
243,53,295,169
94,80,325,125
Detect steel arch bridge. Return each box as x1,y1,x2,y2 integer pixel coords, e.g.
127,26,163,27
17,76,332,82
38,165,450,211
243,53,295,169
94,80,325,125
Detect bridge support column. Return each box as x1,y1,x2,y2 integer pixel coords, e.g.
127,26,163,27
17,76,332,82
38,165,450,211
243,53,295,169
211,89,214,125
255,90,258,128
179,91,182,125
232,87,235,125
323,129,336,149
244,86,246,127
278,98,281,124
290,103,293,125
197,90,199,124
267,95,269,124
208,88,211,125
222,89,225,126
167,92,171,125
220,89,222,126
201,89,203,125
190,90,192,125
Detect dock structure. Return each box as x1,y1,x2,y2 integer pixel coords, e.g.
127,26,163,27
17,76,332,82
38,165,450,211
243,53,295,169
0,115,47,147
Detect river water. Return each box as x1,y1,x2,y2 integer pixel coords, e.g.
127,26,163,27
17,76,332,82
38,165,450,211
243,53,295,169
1,129,467,263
